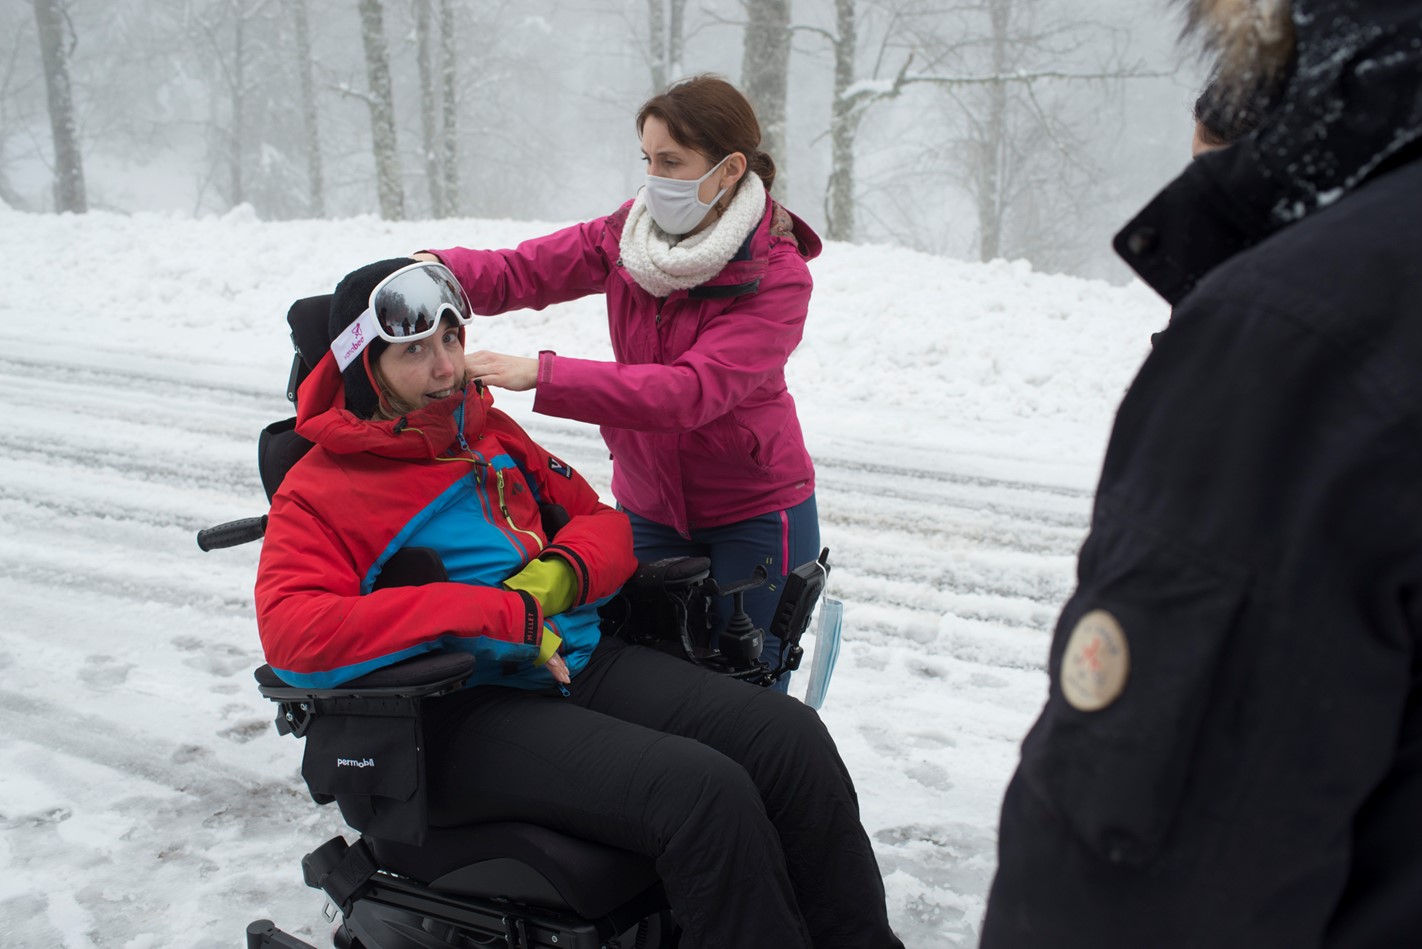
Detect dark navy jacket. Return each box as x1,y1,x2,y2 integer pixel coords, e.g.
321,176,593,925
984,2,1422,945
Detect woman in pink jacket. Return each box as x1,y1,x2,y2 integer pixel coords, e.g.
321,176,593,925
416,75,821,688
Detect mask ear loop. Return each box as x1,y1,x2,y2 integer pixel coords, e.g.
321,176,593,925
711,152,747,218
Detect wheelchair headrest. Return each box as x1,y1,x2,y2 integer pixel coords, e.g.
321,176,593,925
264,295,329,497
288,294,334,371
284,295,334,403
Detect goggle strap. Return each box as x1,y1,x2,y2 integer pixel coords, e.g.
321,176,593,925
331,307,381,372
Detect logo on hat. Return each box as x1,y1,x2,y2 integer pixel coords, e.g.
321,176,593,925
332,308,379,371
341,326,364,362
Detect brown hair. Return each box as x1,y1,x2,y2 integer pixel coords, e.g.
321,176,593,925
1193,72,1272,147
636,74,777,194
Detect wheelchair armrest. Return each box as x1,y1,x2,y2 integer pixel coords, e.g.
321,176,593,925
254,651,476,703
254,545,464,703
624,556,712,592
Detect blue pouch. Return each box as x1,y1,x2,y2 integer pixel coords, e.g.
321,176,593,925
803,596,843,710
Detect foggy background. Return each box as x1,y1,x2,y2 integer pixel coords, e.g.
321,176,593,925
6,0,1205,282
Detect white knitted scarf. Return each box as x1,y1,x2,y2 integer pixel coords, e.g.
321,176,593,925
619,174,767,298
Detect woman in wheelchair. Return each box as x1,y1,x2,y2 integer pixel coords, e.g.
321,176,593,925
254,258,904,949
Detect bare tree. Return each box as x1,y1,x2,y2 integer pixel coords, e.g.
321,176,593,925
646,0,687,92
800,0,915,240
357,0,405,220
902,0,1151,264
289,0,324,216
413,0,443,217
974,0,1012,260
824,0,858,240
810,0,1160,265
1,14,42,210
188,0,287,211
32,0,85,212
740,0,791,194
437,0,459,216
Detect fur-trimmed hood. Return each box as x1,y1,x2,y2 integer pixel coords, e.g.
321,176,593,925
1119,0,1422,301
1182,0,1422,224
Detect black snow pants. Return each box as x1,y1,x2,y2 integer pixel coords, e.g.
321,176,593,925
422,636,903,949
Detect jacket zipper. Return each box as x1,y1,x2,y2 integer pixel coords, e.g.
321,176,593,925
454,402,470,452
495,468,545,553
427,401,542,555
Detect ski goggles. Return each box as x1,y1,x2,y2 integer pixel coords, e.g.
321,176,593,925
331,261,474,371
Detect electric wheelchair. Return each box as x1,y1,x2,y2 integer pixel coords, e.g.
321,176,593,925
199,295,830,949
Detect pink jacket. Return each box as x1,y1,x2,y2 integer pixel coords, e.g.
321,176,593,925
431,192,821,536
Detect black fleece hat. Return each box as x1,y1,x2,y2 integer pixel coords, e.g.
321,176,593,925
328,258,412,418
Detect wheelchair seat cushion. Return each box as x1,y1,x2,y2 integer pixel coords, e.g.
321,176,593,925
368,821,662,919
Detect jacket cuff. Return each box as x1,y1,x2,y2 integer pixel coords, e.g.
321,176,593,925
503,556,577,617
537,350,556,385
509,589,544,647
543,546,592,606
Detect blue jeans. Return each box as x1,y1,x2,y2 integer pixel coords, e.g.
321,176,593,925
624,494,820,693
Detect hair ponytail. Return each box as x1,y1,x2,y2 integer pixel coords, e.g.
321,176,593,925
749,150,777,194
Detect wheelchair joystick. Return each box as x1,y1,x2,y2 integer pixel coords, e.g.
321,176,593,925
709,565,767,667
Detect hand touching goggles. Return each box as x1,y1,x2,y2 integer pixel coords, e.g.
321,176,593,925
331,261,474,371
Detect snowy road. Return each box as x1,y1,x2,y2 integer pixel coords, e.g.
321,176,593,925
0,343,1083,948
0,207,1162,948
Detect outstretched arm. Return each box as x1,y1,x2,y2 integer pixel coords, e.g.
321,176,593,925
532,257,812,432
418,215,618,315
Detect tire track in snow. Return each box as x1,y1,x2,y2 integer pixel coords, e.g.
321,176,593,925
0,433,264,498
0,556,256,618
0,689,285,801
0,354,278,409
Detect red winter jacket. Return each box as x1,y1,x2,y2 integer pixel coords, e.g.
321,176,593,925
254,355,636,689
430,191,822,536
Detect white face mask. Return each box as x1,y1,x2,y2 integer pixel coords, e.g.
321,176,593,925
642,155,731,236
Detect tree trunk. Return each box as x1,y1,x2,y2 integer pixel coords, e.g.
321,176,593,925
825,0,856,241
414,0,443,217
977,0,1010,262
438,0,459,216
290,0,324,216
32,0,86,213
740,0,791,195
668,0,685,80
647,0,665,92
357,0,405,220
230,10,246,206
646,0,687,93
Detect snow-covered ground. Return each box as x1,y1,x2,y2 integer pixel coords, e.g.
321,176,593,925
0,203,1166,947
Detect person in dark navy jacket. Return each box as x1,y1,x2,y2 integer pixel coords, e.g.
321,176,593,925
983,1,1422,945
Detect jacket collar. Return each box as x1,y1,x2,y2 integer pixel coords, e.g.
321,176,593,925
607,190,823,296
294,354,493,459
1118,0,1422,304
